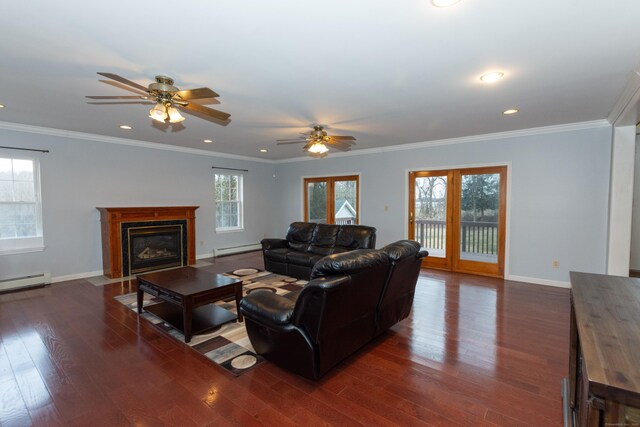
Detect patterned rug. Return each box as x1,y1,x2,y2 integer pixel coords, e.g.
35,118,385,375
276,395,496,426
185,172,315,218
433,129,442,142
114,269,306,376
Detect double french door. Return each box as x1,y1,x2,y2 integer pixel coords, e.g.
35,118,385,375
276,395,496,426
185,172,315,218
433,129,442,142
409,166,506,277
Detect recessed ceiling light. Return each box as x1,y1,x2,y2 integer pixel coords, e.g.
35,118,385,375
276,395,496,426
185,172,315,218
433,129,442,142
119,125,132,130
203,139,213,143
480,72,505,83
503,108,519,115
260,149,267,153
431,0,461,7
0,104,5,108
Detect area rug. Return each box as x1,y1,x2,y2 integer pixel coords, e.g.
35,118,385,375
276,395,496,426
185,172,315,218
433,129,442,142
114,269,307,376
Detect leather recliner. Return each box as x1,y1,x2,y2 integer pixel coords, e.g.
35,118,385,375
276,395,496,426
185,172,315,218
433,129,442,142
240,240,427,380
261,222,377,280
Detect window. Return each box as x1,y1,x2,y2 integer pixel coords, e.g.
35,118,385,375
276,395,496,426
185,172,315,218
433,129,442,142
215,173,243,231
304,175,359,224
0,157,44,253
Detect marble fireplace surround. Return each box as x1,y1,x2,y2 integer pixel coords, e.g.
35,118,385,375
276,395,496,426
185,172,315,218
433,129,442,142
97,206,198,278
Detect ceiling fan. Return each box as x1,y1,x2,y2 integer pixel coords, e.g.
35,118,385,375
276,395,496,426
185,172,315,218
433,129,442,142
277,125,356,158
86,72,230,124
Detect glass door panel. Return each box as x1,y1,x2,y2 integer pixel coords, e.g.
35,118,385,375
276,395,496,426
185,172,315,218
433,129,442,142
459,173,500,263
333,179,358,224
306,180,327,223
415,175,448,258
409,171,452,270
453,167,506,277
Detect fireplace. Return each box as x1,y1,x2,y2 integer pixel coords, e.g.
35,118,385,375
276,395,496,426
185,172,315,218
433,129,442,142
97,206,198,278
122,222,187,276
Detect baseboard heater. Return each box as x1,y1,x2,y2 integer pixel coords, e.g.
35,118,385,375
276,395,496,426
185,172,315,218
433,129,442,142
214,243,261,257
0,273,51,293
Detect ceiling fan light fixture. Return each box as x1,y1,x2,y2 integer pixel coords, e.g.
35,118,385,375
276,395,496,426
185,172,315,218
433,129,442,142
149,102,168,122
308,142,329,154
480,71,505,83
167,105,185,123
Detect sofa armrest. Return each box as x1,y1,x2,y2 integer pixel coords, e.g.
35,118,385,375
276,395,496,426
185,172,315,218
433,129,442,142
239,290,296,329
261,238,288,251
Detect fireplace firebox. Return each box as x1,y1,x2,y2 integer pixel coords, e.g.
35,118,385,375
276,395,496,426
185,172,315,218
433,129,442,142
124,224,185,275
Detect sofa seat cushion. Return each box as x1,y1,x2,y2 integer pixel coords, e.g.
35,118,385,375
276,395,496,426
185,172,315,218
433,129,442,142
287,250,323,267
240,290,296,327
264,248,289,262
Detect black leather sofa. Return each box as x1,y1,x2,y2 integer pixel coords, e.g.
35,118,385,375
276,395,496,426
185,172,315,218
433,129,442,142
261,222,377,280
240,240,427,380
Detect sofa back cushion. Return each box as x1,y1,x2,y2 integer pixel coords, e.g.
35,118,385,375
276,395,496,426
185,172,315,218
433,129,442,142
335,225,377,251
295,249,391,377
307,223,340,255
377,240,428,332
286,222,317,251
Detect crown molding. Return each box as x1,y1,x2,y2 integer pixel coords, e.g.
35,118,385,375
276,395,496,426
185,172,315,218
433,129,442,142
0,121,275,164
275,119,611,163
0,119,610,165
608,70,640,126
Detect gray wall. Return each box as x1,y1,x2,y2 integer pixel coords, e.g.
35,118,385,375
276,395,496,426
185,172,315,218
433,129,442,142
0,128,277,281
274,125,612,284
0,123,613,285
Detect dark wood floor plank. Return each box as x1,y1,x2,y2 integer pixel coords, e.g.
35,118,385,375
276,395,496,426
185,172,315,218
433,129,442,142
0,251,570,426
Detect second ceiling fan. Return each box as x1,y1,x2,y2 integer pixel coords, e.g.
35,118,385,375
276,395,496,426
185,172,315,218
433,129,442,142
277,125,356,158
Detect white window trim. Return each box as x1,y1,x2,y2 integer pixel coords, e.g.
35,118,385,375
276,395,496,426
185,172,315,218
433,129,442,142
0,157,44,254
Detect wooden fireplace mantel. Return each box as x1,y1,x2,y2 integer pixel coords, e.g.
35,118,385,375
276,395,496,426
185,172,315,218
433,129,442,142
97,206,199,278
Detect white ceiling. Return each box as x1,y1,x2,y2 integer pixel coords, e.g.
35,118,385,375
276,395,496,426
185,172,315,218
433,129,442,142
1,1,639,160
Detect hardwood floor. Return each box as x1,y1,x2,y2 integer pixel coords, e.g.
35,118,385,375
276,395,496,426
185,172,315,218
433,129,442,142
0,251,570,426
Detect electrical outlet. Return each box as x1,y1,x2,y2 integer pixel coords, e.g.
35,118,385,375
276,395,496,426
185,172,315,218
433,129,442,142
552,260,560,268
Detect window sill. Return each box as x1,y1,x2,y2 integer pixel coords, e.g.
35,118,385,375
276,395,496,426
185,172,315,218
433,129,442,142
215,228,244,234
0,245,46,256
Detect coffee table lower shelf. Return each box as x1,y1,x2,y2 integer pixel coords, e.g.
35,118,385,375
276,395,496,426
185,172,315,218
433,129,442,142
144,301,237,338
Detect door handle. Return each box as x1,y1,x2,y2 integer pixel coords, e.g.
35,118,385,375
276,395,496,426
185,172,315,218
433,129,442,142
409,211,414,224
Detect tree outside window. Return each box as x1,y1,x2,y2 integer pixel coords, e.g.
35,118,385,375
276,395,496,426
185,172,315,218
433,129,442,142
215,173,243,231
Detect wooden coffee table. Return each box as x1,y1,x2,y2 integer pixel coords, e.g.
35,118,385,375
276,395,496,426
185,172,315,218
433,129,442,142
136,267,243,343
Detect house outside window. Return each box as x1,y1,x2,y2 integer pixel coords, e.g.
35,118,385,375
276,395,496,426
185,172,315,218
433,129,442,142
0,157,44,254
215,173,243,231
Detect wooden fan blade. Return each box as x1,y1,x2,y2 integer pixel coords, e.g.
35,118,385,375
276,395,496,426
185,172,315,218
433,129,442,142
303,141,314,151
276,138,305,142
328,137,355,145
175,88,219,100
277,141,306,145
330,144,351,152
180,102,231,121
86,101,153,105
97,72,149,92
331,136,356,140
86,95,148,99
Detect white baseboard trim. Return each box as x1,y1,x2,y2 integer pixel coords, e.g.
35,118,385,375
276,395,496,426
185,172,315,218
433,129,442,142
214,243,261,257
506,274,571,289
51,270,104,284
196,252,214,260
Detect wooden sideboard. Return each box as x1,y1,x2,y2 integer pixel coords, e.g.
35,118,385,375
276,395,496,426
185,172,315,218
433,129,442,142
97,206,198,278
565,272,640,426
